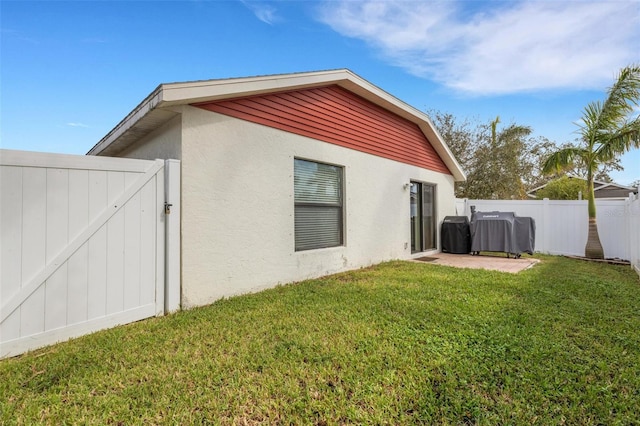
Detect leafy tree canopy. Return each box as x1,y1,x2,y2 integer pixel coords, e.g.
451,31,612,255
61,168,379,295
429,111,555,199
535,176,588,200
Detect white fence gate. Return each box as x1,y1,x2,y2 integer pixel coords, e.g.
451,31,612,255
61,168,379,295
455,197,640,276
1,150,180,358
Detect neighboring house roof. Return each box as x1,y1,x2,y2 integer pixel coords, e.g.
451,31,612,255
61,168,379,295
527,175,638,200
87,69,466,181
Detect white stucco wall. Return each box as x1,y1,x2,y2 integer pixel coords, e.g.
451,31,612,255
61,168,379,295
180,106,456,308
119,115,182,160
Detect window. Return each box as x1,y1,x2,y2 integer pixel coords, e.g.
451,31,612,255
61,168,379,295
410,181,436,252
294,159,343,251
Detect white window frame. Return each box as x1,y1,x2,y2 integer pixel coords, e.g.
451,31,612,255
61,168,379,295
294,158,344,251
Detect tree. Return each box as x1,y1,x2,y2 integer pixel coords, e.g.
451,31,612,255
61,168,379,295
535,176,588,200
429,111,555,199
428,111,482,197
553,140,624,182
465,116,535,199
542,65,640,259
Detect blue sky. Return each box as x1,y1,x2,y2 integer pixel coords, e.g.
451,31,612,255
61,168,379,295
2,0,639,185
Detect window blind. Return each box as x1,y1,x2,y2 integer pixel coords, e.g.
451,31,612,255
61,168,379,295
294,159,343,251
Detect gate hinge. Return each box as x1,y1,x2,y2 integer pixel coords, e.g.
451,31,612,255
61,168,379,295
164,202,173,215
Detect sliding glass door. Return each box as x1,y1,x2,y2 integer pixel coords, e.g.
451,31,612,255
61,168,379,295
410,181,436,253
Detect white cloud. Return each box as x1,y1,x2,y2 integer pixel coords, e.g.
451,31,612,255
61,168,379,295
241,1,280,25
318,0,640,95
2,28,40,44
66,122,89,128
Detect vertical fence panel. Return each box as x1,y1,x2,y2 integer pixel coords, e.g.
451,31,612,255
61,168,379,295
455,198,466,216
547,201,588,256
67,169,89,325
21,169,47,290
0,166,23,341
20,169,47,337
44,168,70,331
1,150,173,358
123,190,142,310
628,195,640,275
154,167,166,317
139,180,157,306
87,170,108,319
597,202,629,260
106,172,125,315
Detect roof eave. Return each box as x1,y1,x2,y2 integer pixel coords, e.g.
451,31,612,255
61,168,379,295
87,69,467,181
87,85,167,156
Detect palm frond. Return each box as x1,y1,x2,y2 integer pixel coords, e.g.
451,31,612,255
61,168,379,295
593,65,640,136
578,102,603,143
499,124,532,142
541,147,586,175
490,116,500,147
594,117,640,161
606,65,640,109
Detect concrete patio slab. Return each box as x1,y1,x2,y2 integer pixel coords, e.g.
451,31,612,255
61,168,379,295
413,252,540,273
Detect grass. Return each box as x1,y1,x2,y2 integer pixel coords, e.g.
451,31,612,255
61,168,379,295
1,255,639,425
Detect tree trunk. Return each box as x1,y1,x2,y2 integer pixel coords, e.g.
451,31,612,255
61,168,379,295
585,218,604,259
585,172,604,259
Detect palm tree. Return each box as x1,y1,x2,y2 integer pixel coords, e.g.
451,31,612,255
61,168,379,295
466,116,532,199
542,65,640,259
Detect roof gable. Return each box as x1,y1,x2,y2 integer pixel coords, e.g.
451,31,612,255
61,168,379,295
194,85,450,174
527,175,638,199
87,69,465,181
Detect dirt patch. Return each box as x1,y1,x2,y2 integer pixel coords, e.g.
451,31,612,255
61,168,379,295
563,255,630,266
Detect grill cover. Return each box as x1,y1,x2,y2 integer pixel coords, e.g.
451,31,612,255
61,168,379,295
441,216,471,254
470,211,535,256
513,216,535,255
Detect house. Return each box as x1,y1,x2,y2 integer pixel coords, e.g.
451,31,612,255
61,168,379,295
527,175,638,200
88,69,466,309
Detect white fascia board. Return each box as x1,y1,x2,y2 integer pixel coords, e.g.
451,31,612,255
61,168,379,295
88,86,164,155
159,69,356,106
418,122,466,182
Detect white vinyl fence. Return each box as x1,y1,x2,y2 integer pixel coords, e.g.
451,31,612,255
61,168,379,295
628,194,640,276
455,196,640,276
0,150,180,358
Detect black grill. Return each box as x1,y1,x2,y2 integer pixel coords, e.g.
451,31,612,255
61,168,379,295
441,216,471,254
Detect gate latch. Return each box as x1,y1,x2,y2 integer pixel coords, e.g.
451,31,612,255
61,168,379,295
164,202,173,215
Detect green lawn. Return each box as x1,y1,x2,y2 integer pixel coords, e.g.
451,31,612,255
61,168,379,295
2,256,639,425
